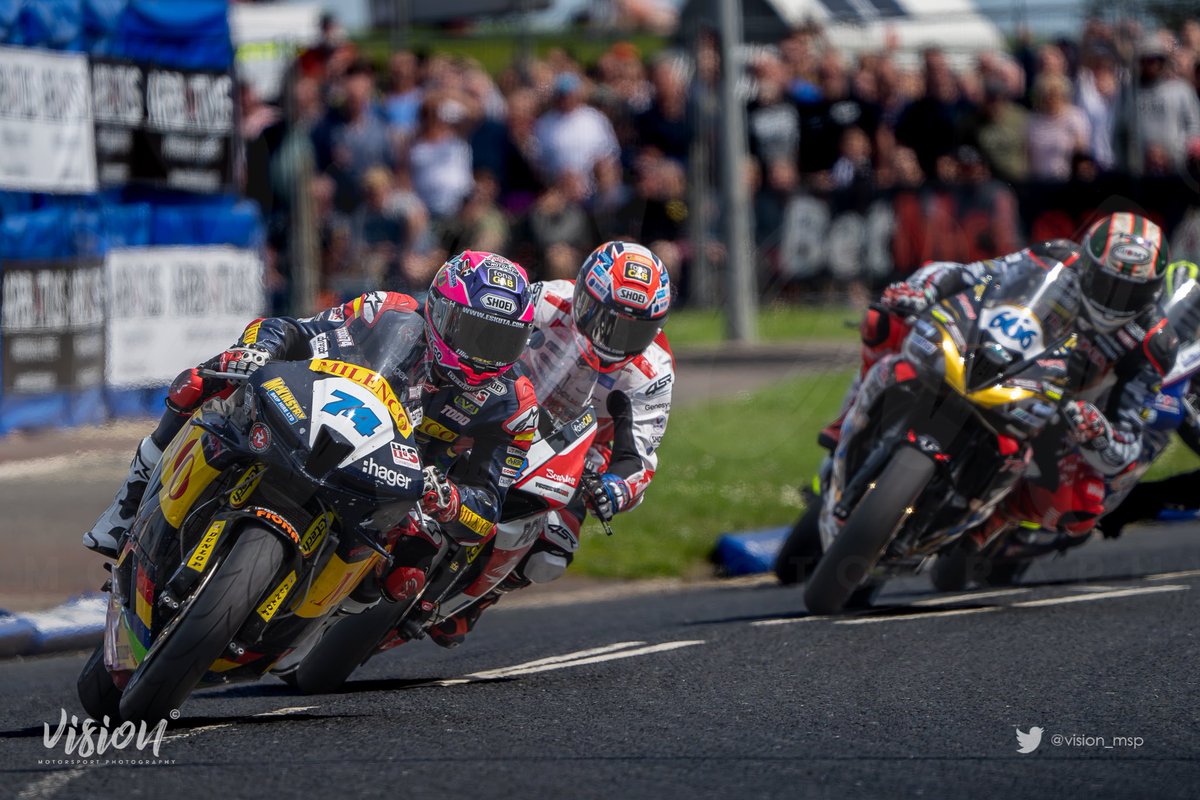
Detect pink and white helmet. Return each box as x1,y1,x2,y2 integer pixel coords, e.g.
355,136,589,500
425,251,535,385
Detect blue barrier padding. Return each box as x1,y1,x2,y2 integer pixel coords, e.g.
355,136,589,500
712,526,790,576
17,0,83,50
23,593,106,655
103,0,230,69
1157,508,1200,522
81,0,126,52
105,385,166,420
0,611,37,658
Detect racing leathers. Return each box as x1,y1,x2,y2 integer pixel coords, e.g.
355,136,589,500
430,279,675,646
84,291,536,564
839,253,1178,541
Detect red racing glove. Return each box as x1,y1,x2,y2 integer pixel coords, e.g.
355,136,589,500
1062,400,1112,450
880,282,936,318
219,344,272,377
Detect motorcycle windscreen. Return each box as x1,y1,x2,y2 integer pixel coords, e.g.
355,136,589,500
321,310,429,395
973,262,1082,359
513,324,600,431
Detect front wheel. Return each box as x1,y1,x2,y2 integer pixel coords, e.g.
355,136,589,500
774,502,822,586
118,526,288,722
804,447,935,615
77,643,122,721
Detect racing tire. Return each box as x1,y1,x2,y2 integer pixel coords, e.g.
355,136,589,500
118,526,287,722
774,502,823,585
978,559,1032,587
77,643,123,721
292,598,407,695
930,541,972,593
804,447,935,615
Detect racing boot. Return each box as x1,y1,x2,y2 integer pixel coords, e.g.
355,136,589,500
428,590,503,648
82,436,163,558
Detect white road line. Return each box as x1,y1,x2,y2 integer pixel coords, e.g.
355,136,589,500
1071,584,1120,593
749,615,828,627
1011,584,1188,608
475,640,707,678
437,640,706,686
910,588,1029,607
17,770,86,800
835,606,1001,625
253,705,319,717
1147,569,1200,581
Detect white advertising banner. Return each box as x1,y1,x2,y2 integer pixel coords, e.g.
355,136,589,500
0,46,97,193
106,246,265,388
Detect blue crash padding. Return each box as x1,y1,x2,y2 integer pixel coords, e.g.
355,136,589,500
712,526,790,576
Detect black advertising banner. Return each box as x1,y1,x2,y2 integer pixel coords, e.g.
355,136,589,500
91,57,236,193
1,259,105,395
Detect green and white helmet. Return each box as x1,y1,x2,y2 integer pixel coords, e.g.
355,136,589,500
1079,213,1169,331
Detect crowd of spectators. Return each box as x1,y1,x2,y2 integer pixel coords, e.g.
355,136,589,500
239,14,1200,311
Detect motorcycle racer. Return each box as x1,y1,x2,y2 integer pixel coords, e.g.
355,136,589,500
426,240,674,647
818,213,1176,548
84,251,539,570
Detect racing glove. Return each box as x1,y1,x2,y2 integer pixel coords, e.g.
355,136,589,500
880,281,937,318
219,344,272,377
1063,400,1112,450
583,473,632,523
421,466,462,524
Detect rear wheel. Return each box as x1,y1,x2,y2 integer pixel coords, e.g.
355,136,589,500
292,599,406,695
118,526,287,722
77,643,122,721
774,503,823,585
804,447,935,615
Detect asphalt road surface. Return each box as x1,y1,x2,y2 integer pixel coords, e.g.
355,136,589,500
2,523,1198,799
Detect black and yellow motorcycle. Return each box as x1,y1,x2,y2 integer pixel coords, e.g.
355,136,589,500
78,312,426,721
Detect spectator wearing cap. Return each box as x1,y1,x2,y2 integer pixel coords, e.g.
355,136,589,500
408,95,474,221
532,72,621,194
1027,73,1090,181
1114,35,1200,172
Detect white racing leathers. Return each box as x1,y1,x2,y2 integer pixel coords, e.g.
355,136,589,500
512,279,674,583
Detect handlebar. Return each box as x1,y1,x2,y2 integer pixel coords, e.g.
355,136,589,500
197,368,251,381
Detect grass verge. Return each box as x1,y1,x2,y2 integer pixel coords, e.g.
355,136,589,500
574,369,854,579
574,368,1200,579
663,307,862,350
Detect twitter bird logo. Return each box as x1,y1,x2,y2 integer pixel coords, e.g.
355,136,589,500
1016,726,1044,754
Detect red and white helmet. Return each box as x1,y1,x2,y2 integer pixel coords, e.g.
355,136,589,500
573,241,671,372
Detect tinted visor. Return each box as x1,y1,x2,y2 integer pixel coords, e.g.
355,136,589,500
575,289,662,360
430,302,531,368
1082,267,1163,319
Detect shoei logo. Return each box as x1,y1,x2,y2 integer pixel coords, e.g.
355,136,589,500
1016,726,1043,754
615,287,650,308
481,293,517,314
1111,242,1151,265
